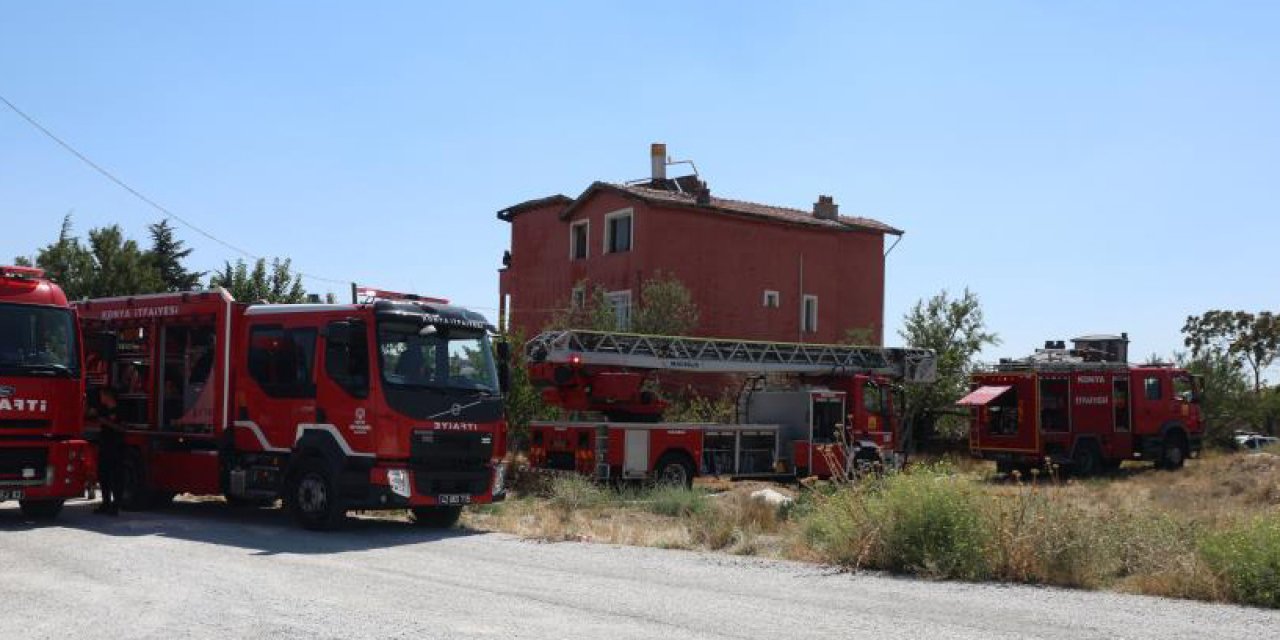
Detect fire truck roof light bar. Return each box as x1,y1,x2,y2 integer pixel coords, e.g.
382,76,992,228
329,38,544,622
526,330,938,383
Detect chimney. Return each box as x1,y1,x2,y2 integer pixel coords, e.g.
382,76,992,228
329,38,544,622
650,143,667,181
813,195,839,220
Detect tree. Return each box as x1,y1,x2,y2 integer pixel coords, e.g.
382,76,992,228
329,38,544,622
500,329,559,447
145,219,203,292
1183,311,1280,394
29,214,98,300
548,272,700,335
1175,349,1256,444
209,258,307,303
898,288,999,447
632,271,700,336
85,225,162,297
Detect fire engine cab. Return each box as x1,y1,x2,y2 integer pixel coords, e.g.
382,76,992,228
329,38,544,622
0,265,92,520
963,334,1203,475
76,288,509,529
524,330,936,485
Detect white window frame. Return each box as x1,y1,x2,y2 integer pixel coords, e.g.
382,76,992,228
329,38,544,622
569,219,589,260
605,290,632,331
603,208,634,254
802,294,818,333
570,286,586,310
763,290,780,308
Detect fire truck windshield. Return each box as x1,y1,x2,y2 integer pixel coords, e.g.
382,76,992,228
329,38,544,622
0,303,78,377
377,320,499,393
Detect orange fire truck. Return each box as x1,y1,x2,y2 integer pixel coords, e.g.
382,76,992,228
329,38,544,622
0,266,93,520
75,288,509,529
963,334,1203,475
523,330,936,486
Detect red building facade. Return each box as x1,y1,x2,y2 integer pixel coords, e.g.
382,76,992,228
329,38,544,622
497,147,902,345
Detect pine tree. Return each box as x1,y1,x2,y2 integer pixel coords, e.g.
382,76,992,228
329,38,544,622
146,219,203,292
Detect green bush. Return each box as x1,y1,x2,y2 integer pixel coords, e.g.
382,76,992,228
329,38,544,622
1201,514,1280,608
645,486,710,518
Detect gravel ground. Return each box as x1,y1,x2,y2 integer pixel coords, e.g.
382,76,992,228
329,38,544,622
1,499,1277,640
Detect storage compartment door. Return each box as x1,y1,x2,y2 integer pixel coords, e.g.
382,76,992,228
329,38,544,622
623,429,650,479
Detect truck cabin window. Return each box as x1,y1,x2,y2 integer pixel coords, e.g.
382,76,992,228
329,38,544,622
987,387,1019,436
377,320,498,393
0,303,78,377
863,381,884,415
1172,375,1194,402
325,320,369,397
248,326,318,398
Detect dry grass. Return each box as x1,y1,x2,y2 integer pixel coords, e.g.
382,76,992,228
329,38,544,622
464,452,1280,608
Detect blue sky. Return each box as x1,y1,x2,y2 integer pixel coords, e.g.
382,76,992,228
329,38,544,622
2,2,1277,361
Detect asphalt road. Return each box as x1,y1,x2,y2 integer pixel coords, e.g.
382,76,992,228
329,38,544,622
1,500,1276,640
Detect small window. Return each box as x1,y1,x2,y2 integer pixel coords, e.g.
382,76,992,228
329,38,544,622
571,286,586,310
248,326,317,398
570,220,589,260
604,209,633,254
325,321,369,398
802,295,818,333
1144,376,1163,400
606,290,632,331
863,381,883,414
763,290,780,308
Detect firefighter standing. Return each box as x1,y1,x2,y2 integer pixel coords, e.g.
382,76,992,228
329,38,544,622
94,385,125,516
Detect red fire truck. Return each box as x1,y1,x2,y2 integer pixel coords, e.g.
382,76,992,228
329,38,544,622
76,289,509,529
0,266,93,520
963,334,1203,475
523,330,936,486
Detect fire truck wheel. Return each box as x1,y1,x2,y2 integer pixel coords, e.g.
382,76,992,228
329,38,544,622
149,492,176,509
286,458,346,531
18,499,64,520
1160,435,1187,470
411,506,463,528
1071,443,1103,478
654,453,695,489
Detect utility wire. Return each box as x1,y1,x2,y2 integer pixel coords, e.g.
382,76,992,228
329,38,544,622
0,93,349,286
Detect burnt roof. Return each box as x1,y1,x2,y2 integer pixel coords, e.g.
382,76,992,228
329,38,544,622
495,194,573,221
499,181,902,235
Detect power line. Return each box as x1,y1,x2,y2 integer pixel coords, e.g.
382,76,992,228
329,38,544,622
0,93,349,286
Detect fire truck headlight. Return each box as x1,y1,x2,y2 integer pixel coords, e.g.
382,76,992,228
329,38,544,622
492,463,507,495
387,469,412,499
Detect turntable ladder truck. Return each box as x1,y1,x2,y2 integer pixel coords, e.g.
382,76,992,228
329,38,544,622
523,329,936,485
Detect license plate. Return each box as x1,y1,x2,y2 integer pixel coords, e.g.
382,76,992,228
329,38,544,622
437,494,471,506
0,489,25,501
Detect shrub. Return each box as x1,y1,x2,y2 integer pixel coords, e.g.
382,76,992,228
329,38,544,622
645,486,710,518
1201,514,1280,608
548,474,609,514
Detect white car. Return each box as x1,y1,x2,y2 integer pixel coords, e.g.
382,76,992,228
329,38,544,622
1235,433,1280,451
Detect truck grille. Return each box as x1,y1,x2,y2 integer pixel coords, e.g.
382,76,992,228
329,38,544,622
0,448,47,484
410,430,493,495
0,419,51,431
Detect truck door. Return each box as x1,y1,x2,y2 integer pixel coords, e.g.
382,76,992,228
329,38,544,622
1133,371,1167,435
239,322,319,453
316,319,374,456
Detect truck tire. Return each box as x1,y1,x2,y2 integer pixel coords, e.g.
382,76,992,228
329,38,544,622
411,506,463,528
119,450,154,511
1159,434,1187,471
19,499,64,520
286,457,346,531
653,452,695,489
1071,443,1103,478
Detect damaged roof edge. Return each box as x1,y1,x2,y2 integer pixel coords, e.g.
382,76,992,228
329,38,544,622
496,194,573,221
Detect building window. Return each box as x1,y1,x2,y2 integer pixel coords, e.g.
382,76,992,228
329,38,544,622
604,209,633,254
763,290,780,308
571,286,586,309
606,290,632,330
570,220,589,260
802,295,818,333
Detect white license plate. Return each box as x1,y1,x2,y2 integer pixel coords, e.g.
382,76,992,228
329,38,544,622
437,494,471,506
0,489,25,501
